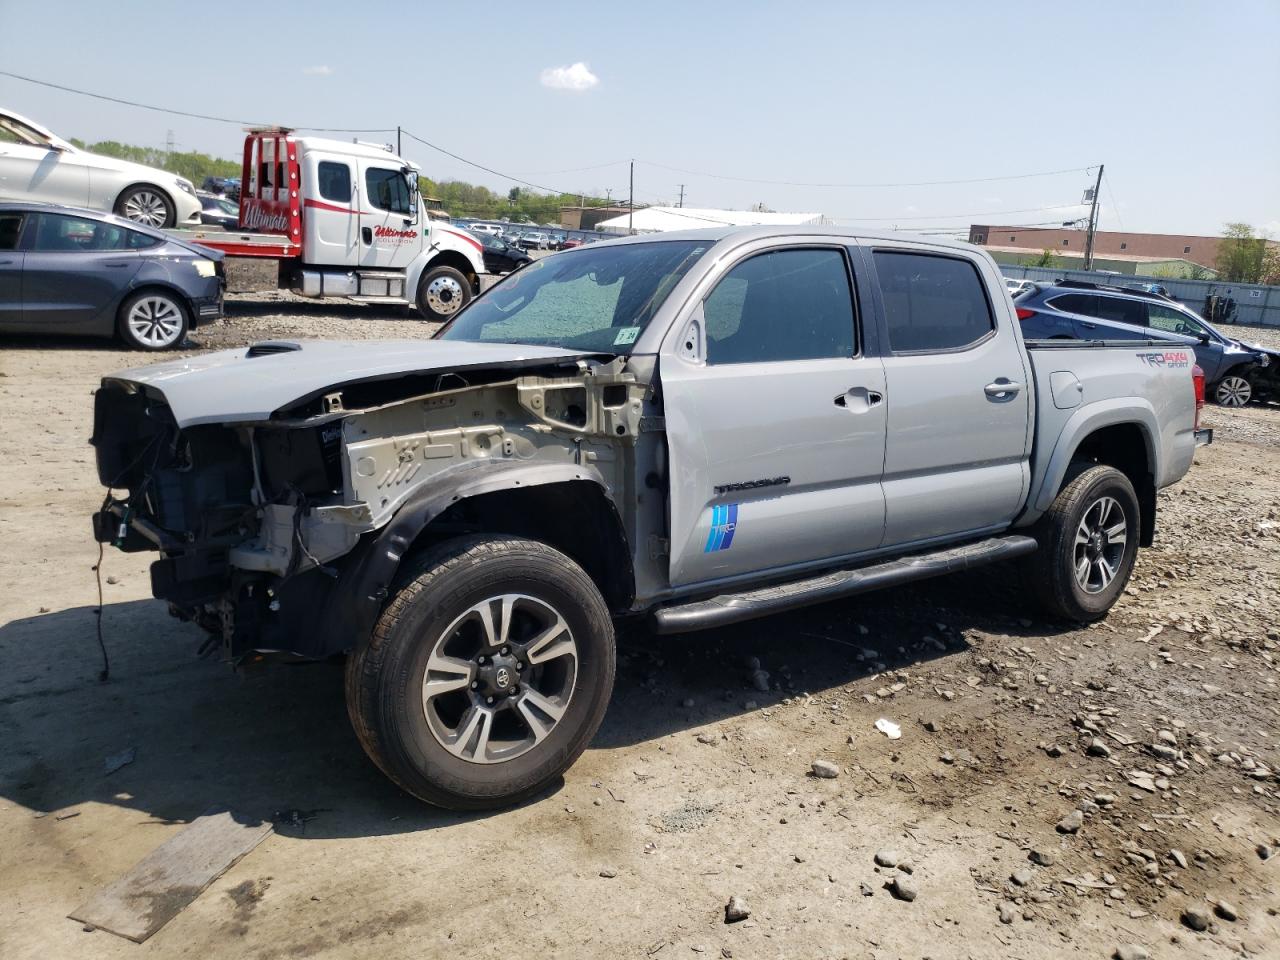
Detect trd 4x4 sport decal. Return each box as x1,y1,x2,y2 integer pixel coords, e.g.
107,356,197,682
1136,350,1191,368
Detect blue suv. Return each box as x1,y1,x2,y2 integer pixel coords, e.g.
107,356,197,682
1014,280,1276,406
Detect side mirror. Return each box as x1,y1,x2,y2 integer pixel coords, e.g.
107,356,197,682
46,142,67,153
1198,333,1210,344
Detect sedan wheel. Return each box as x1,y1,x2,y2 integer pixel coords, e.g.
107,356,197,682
117,186,175,228
118,292,188,350
1214,375,1252,407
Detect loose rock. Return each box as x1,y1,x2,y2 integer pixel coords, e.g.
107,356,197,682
599,868,618,879
874,849,900,868
1029,849,1056,867
888,875,917,902
1215,900,1239,922
998,903,1015,924
1056,810,1084,834
724,896,750,923
1011,869,1033,887
1182,906,1210,931
1114,946,1150,960
810,759,839,779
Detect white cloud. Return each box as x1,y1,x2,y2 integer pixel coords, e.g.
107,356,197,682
302,65,334,77
540,62,599,92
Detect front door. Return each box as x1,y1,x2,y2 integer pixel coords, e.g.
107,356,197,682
358,162,420,270
868,246,1032,546
662,243,888,588
20,212,143,331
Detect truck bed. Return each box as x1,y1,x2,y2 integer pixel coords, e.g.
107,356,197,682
167,228,301,259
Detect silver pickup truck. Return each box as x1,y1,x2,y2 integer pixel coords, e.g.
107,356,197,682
91,227,1210,808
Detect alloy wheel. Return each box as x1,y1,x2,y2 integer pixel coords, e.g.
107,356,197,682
126,296,184,348
421,593,578,764
1214,375,1252,407
1073,496,1127,595
121,190,170,227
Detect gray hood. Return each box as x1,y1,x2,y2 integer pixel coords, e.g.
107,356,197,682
105,339,593,428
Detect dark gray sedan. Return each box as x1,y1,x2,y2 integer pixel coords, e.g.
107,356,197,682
0,202,224,350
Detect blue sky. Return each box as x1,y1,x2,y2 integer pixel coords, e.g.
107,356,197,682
1,0,1277,237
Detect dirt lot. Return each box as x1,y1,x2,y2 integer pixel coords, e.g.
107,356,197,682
1,305,1278,960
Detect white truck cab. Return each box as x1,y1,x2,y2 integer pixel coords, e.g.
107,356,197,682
189,129,486,320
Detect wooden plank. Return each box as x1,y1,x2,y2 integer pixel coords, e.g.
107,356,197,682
70,808,273,943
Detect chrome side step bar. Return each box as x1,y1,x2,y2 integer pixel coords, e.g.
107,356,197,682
651,535,1038,635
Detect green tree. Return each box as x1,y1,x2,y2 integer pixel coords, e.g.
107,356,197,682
1215,223,1269,282
1030,248,1059,268
69,138,239,184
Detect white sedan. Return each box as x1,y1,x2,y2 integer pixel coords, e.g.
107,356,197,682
0,109,201,228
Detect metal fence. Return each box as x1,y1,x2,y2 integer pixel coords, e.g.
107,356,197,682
998,265,1280,328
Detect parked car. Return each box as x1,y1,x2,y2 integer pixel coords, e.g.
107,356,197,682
468,223,503,237
560,237,585,250
197,192,239,230
475,230,532,274
517,231,549,250
0,202,224,350
1014,279,1275,406
201,176,240,202
0,109,202,228
548,232,567,250
1005,277,1035,298
91,226,1205,809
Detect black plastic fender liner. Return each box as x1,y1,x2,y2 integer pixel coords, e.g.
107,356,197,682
302,459,631,658
650,535,1039,635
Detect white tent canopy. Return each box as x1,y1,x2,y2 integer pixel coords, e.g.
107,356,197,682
595,206,827,235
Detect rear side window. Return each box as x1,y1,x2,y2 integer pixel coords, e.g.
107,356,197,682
365,167,412,215
704,248,856,364
27,213,158,252
1048,293,1098,316
318,161,351,203
1093,295,1147,327
874,251,994,352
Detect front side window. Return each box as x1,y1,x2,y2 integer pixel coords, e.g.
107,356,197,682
704,248,856,364
438,240,709,352
874,251,995,352
1148,304,1206,337
365,167,412,215
318,161,351,203
27,213,155,252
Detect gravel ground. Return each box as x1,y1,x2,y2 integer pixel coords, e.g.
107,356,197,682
1,304,1278,960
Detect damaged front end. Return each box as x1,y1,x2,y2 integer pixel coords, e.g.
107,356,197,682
91,346,644,662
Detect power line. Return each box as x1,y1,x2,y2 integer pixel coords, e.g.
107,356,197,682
1102,170,1126,232
636,158,1099,189
0,69,395,132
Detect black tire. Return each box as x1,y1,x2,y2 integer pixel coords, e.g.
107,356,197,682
114,185,176,229
1026,463,1139,622
345,535,615,810
415,265,472,322
116,290,189,350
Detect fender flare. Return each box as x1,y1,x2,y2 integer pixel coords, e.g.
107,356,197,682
406,227,487,296
1027,397,1159,514
310,459,627,656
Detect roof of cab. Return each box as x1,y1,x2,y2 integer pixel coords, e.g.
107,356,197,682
593,224,983,252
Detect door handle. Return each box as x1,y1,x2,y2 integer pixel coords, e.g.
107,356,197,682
361,227,372,244
1080,321,1097,329
984,378,1022,400
835,387,884,411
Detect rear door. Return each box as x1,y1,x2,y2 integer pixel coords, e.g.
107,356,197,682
662,241,888,587
358,161,419,270
0,211,24,326
868,245,1032,546
19,212,143,331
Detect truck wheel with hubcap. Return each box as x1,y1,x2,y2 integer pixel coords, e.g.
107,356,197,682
416,265,472,322
1026,463,1139,622
117,290,189,350
345,535,615,809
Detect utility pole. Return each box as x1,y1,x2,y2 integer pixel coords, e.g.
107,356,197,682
1083,163,1104,271
629,159,634,235
165,129,175,165
397,125,402,156
677,184,685,208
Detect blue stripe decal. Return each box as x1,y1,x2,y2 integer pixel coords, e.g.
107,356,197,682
703,503,739,553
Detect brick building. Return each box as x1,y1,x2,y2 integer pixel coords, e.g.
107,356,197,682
968,225,1223,269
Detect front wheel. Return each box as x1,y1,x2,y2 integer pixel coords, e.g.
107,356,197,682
115,185,175,228
1213,374,1253,407
1026,464,1139,622
415,265,472,322
345,535,616,809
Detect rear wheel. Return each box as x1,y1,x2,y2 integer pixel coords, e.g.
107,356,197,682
415,265,472,322
115,185,175,228
1213,374,1252,407
117,290,189,350
1026,464,1139,622
345,535,615,809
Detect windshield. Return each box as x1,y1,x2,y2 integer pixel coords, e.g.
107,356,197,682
438,239,711,351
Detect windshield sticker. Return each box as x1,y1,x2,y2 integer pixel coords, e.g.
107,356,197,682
613,326,641,346
704,504,739,553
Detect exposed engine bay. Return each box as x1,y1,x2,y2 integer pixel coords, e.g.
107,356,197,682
92,351,652,661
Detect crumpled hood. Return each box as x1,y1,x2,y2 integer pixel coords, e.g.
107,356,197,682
105,339,593,428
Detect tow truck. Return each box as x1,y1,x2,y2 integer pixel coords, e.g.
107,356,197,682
180,128,486,321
